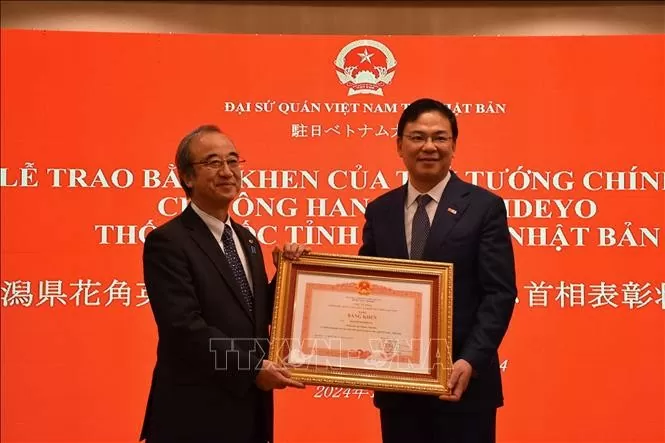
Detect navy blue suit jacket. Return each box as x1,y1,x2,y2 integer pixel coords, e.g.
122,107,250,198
359,171,517,412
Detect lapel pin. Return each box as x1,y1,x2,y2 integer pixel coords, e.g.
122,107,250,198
447,207,457,215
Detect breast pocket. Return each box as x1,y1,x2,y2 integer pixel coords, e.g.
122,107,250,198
438,227,480,263
443,234,474,248
442,227,479,247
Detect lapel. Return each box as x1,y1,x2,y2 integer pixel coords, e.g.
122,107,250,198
422,171,472,259
385,185,410,259
181,205,254,323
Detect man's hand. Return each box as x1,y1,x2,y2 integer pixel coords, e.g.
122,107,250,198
439,359,473,402
272,243,311,268
255,359,306,391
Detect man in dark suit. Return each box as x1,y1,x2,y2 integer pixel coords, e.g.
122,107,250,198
139,124,307,443
359,98,517,443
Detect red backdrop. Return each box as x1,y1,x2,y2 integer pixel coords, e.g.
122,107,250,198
1,30,664,443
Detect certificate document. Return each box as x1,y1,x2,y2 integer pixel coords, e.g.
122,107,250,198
287,273,432,374
269,252,454,396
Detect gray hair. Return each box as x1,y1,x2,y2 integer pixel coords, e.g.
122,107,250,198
175,124,222,198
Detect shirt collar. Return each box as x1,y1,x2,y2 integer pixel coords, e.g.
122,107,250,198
190,202,232,241
406,170,451,209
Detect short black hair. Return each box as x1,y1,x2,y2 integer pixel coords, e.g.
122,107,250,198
396,98,458,141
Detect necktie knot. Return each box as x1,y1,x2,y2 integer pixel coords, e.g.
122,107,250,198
416,194,433,208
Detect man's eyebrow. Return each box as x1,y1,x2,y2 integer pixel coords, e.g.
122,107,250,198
408,130,450,135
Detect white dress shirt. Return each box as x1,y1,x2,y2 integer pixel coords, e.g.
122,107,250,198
404,171,451,257
191,202,253,290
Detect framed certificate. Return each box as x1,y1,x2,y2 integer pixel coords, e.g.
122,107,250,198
268,252,453,396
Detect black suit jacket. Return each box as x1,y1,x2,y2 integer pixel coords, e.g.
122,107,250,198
359,171,517,412
139,205,275,443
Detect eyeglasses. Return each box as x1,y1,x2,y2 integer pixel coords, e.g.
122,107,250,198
404,133,453,148
191,157,246,170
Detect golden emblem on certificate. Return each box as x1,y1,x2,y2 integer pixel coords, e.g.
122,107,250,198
268,252,453,395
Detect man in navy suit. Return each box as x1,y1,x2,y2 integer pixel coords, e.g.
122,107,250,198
359,98,517,443
140,124,307,443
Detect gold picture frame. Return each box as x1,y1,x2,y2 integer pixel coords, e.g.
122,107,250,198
268,252,453,396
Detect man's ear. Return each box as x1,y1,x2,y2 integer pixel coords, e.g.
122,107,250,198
183,171,195,190
396,138,403,158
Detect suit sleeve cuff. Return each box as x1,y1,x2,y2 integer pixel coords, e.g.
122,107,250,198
458,349,486,375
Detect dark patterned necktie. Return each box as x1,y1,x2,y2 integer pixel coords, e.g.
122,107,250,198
410,194,433,259
222,224,254,312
